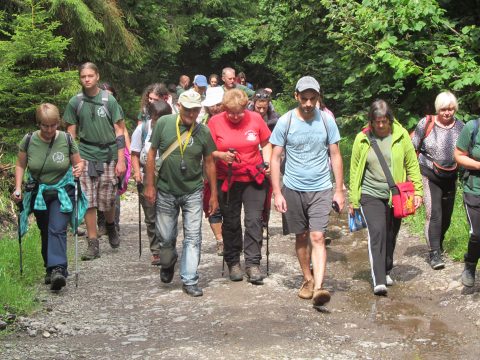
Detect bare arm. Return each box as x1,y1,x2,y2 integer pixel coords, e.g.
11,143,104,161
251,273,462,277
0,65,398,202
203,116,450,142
143,146,157,204
270,145,287,213
329,142,345,211
66,123,77,140
114,120,126,177
455,147,480,170
204,153,219,215
70,152,84,178
12,151,27,202
131,151,142,183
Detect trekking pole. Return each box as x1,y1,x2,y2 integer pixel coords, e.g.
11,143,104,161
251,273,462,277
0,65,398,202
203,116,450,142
15,194,24,276
225,148,235,207
74,178,80,287
137,183,144,259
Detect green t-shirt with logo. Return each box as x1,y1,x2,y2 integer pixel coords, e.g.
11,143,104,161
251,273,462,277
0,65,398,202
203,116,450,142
19,131,79,185
150,114,216,196
63,90,123,162
457,119,480,195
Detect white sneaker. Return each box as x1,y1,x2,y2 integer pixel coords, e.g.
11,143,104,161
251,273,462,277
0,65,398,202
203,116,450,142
386,275,394,286
374,284,387,296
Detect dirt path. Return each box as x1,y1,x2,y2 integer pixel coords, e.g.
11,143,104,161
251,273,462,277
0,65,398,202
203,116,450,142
1,189,480,359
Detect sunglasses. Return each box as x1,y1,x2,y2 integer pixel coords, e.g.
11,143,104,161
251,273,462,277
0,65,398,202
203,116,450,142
254,93,270,100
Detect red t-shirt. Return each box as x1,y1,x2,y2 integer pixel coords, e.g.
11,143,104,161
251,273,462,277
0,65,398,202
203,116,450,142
208,110,271,181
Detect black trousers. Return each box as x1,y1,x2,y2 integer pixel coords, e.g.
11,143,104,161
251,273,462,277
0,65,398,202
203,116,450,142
463,192,480,263
421,166,456,252
361,194,401,287
218,180,266,267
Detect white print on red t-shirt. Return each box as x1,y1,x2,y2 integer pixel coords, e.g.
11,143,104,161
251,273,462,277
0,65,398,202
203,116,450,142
245,130,258,142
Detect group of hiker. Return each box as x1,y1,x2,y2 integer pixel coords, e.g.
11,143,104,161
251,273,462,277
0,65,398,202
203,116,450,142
12,61,480,306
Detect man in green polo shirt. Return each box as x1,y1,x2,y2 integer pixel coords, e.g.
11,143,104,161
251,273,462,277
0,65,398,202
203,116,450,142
221,67,255,97
64,62,126,260
144,89,218,297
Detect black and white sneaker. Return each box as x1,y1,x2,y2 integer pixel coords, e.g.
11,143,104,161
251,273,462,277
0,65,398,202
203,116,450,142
429,251,445,270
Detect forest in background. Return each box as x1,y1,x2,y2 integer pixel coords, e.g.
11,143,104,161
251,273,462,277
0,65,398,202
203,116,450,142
1,0,480,134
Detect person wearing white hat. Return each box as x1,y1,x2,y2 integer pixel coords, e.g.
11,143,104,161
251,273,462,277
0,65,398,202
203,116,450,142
144,89,218,297
269,76,345,307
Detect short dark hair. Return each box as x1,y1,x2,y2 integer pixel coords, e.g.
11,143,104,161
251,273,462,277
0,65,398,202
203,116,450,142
147,99,172,120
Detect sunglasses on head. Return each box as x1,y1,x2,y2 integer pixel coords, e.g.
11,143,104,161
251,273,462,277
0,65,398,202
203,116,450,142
254,93,270,100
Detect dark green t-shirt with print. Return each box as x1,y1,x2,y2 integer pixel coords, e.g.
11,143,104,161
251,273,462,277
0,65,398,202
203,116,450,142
457,119,480,195
19,131,79,185
63,90,123,162
150,114,216,196
361,134,392,199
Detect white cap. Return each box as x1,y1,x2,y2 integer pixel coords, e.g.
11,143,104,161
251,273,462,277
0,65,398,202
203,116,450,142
202,87,224,107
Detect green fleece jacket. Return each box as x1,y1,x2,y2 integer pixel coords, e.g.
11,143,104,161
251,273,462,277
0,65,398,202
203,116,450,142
349,119,423,208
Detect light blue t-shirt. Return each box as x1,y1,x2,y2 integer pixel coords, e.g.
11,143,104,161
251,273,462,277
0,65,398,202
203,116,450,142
270,108,341,192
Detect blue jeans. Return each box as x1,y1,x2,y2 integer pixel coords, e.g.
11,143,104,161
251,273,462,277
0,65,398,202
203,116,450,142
33,190,74,275
155,189,203,285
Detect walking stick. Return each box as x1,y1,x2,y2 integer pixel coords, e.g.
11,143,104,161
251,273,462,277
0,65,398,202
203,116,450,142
15,195,24,276
258,144,271,277
74,178,80,287
137,183,144,259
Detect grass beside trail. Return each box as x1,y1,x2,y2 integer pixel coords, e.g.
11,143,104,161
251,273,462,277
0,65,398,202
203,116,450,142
0,228,44,317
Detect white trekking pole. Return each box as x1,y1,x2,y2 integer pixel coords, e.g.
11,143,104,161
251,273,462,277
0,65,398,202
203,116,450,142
74,177,80,287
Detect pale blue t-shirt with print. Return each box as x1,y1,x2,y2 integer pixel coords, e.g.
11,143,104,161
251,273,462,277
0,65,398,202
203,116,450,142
270,108,341,192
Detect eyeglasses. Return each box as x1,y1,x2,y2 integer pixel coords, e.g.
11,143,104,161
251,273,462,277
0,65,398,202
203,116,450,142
39,123,58,129
254,93,270,100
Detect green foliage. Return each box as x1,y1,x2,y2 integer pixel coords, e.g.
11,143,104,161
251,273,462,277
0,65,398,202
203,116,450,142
0,228,44,316
0,2,77,125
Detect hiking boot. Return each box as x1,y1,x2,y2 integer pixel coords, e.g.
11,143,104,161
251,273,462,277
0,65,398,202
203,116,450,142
106,222,120,249
44,272,51,285
160,264,175,283
97,225,106,237
182,284,203,297
429,250,445,270
298,279,314,299
216,241,224,256
312,288,331,306
228,263,243,282
461,261,477,287
151,254,161,266
386,274,394,287
246,265,264,285
81,238,100,261
374,284,388,296
50,267,66,291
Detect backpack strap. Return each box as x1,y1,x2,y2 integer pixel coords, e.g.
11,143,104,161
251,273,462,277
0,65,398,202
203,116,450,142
100,89,111,120
24,132,33,153
63,131,73,156
417,115,435,154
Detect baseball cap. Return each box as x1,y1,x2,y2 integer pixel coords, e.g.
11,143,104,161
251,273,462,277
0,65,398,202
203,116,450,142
295,76,320,93
178,89,202,108
193,75,208,87
202,87,224,107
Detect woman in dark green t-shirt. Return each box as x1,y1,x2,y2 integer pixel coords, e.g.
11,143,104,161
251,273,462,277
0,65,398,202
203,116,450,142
12,103,84,291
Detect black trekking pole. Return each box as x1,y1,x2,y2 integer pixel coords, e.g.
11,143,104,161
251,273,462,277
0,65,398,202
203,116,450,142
225,148,235,207
15,195,24,276
137,183,144,259
74,178,80,287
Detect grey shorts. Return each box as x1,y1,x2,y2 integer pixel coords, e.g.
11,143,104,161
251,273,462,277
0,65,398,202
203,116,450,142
282,186,332,235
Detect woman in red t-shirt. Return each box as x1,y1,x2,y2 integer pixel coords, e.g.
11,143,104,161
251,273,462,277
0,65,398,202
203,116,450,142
208,89,272,284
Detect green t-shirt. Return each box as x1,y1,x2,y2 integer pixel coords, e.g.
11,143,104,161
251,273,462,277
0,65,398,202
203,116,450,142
361,134,392,199
150,114,216,196
19,131,79,185
457,119,480,195
222,84,255,98
63,90,123,162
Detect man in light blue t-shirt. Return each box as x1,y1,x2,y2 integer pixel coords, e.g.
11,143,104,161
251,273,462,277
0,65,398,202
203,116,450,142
270,76,345,307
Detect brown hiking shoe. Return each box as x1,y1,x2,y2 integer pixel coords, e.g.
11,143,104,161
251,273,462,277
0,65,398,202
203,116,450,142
246,265,264,284
216,241,224,256
106,222,120,248
312,288,331,306
228,263,243,282
81,238,100,261
298,279,314,299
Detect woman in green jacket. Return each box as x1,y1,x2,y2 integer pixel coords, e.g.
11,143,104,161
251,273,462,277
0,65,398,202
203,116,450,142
349,99,423,296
